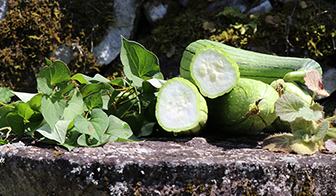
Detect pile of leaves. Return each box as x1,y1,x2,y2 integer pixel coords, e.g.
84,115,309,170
0,37,163,150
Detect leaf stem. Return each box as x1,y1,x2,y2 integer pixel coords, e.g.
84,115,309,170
120,101,137,119
310,91,317,106
325,115,336,121
132,86,142,114
0,127,12,141
107,91,118,114
117,97,137,106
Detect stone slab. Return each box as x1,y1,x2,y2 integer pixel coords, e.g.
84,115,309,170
0,135,335,195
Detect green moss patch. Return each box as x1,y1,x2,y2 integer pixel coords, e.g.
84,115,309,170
0,0,116,92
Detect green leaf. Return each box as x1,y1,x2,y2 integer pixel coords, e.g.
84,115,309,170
0,87,14,103
77,134,89,147
0,105,14,128
37,60,70,95
73,109,108,142
80,82,114,98
36,120,71,144
310,103,324,112
62,128,81,150
15,102,35,120
298,107,323,121
290,117,315,134
41,94,66,128
120,36,161,86
84,92,103,111
109,78,126,88
263,133,293,153
105,115,133,141
6,112,24,135
90,74,111,83
146,78,166,89
45,58,52,66
311,121,330,142
71,73,92,84
275,94,305,122
123,114,144,135
137,122,155,137
28,94,42,112
12,91,37,103
293,129,311,142
63,89,84,121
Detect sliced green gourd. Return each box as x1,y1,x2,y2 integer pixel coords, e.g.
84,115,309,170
180,44,239,99
182,39,322,85
155,78,208,135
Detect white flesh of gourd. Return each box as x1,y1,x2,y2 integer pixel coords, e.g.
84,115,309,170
156,80,199,131
192,48,238,98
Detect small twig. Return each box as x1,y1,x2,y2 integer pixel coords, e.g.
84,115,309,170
86,3,101,14
285,4,297,54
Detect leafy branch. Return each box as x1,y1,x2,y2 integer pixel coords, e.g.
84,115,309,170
0,36,164,150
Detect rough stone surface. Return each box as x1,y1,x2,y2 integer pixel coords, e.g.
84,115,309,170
0,0,8,22
246,0,273,15
50,43,75,64
144,1,169,23
1,135,336,195
322,68,336,95
92,0,140,65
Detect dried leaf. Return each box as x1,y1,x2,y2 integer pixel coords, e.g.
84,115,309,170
263,133,293,153
324,139,336,153
290,139,319,155
304,70,330,97
202,21,216,33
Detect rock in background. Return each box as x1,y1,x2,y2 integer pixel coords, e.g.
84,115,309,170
0,0,8,22
92,0,140,65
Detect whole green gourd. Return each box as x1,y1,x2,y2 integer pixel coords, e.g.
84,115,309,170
207,78,279,134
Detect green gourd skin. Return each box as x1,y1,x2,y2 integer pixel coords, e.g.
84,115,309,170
207,78,279,134
270,79,313,106
181,40,322,85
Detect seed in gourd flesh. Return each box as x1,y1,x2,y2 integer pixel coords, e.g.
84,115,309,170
198,64,207,77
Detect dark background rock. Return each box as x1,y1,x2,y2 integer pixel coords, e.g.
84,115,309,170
1,135,336,195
